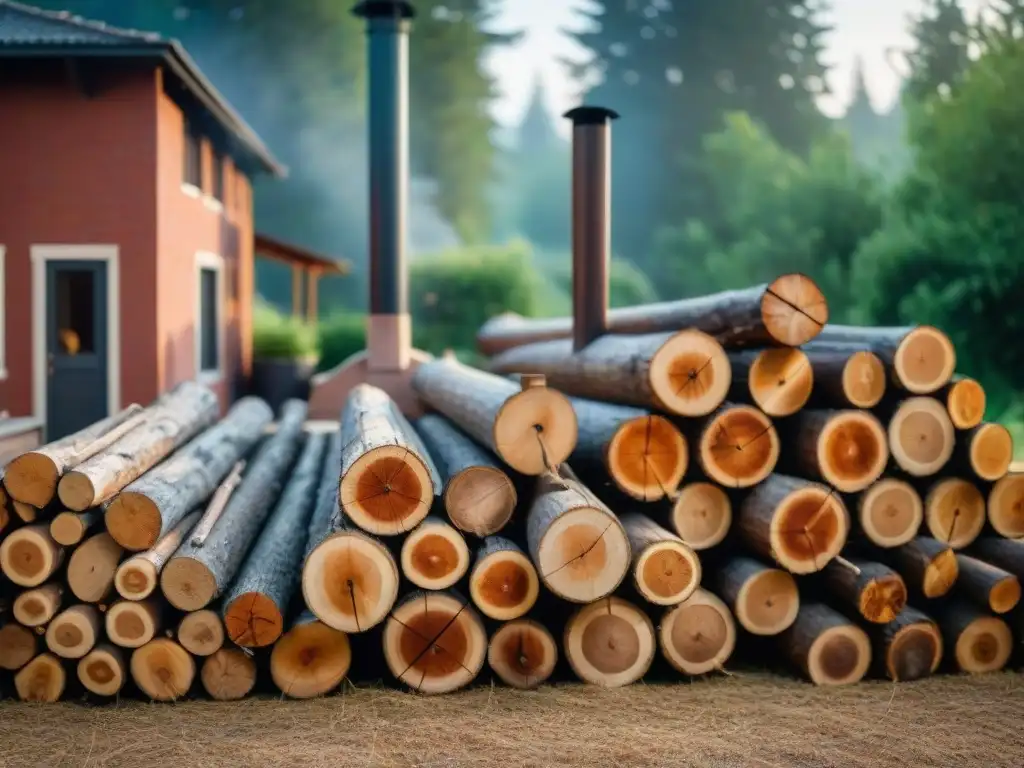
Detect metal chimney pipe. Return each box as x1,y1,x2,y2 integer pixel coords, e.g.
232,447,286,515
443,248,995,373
353,0,414,369
564,106,618,352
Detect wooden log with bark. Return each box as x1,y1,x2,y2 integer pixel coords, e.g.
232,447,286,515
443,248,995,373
221,432,328,647
954,554,1021,614
889,536,959,599
412,357,578,476
924,477,986,550
130,638,195,701
67,532,123,603
14,653,65,702
729,348,814,417
45,604,101,658
475,274,828,355
270,610,351,699
77,644,126,697
849,478,922,548
105,599,161,648
400,516,471,590
785,409,889,493
468,536,540,621
339,385,440,535
49,508,102,547
160,400,308,611
805,349,886,409
487,618,558,689
201,648,257,701
691,403,780,489
0,622,37,671
713,557,800,636
413,414,517,536
621,512,701,606
987,472,1024,538
58,382,220,511
12,583,64,628
936,599,1013,674
113,510,202,601
565,595,656,687
938,375,986,430
11,500,38,523
0,524,63,587
968,537,1024,580
658,588,736,676
867,606,942,682
778,602,872,686
104,396,273,551
952,423,1014,482
885,397,955,477
820,559,907,623
177,610,224,657
670,482,733,550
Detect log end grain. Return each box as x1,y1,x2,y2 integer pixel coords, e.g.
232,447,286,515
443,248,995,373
67,532,123,603
634,539,701,606
105,600,160,649
14,653,66,702
201,648,257,701
841,351,887,408
735,568,800,636
223,592,286,648
0,623,37,671
760,273,828,346
888,397,955,477
270,618,351,699
953,615,1013,674
46,604,101,658
699,405,780,489
12,584,63,628
400,519,471,591
817,410,889,493
650,329,732,417
340,445,434,536
969,423,1014,482
50,512,89,546
925,478,986,550
566,596,656,687
922,547,960,599
0,524,62,588
77,644,126,696
104,492,163,551
56,470,98,512
160,557,218,612
893,325,956,394
858,479,923,548
607,415,688,501
487,619,558,689
2,451,60,508
658,589,736,676
885,618,943,682
988,473,1024,538
178,610,225,657
492,386,578,475
445,466,517,536
114,558,159,602
769,486,849,574
748,348,814,417
671,482,732,550
469,548,540,621
130,638,196,701
945,377,985,430
858,572,908,624
302,530,400,634
805,624,872,686
382,592,487,694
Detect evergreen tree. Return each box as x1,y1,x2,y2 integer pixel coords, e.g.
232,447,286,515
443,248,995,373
517,73,560,155
904,0,971,101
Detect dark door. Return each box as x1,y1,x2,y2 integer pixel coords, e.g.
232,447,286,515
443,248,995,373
46,260,109,441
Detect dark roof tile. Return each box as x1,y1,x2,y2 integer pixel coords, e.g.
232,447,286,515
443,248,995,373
0,0,163,46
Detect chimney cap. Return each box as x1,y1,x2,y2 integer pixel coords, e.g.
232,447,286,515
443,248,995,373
352,1,415,20
563,105,620,125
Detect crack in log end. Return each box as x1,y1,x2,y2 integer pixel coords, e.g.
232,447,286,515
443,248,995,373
858,576,908,624
608,415,687,501
344,449,431,535
774,490,845,574
225,591,284,648
760,274,828,347
487,620,557,689
548,522,613,583
701,408,778,489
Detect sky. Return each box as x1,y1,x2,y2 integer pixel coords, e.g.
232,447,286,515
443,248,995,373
484,0,989,134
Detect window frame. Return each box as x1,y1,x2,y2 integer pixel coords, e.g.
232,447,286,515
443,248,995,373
183,119,203,192
194,251,224,384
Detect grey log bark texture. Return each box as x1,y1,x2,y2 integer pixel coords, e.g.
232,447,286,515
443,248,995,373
967,537,1024,580
304,430,343,562
954,554,1021,614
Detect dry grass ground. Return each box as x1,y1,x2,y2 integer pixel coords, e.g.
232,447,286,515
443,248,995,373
2,672,1023,768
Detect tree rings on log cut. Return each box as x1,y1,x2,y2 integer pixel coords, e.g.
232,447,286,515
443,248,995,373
0,524,63,587
400,517,471,591
565,596,655,686
50,510,96,546
822,559,907,624
809,410,889,493
78,644,126,696
469,537,540,620
105,600,161,648
924,478,986,550
780,604,871,686
487,619,558,689
177,610,225,657
955,555,1021,614
302,529,400,633
658,588,736,676
715,557,800,636
15,653,66,702
740,348,814,417
670,482,732,550
649,329,732,416
856,478,922,548
962,423,1014,482
0,623,37,670
987,473,1024,538
896,537,959,599
890,325,957,394
621,513,701,606
605,414,688,501
492,381,578,475
760,272,829,347
943,376,985,430
12,583,64,627
201,647,257,701
938,601,1013,674
382,591,487,694
67,532,123,603
835,350,886,408
887,397,955,477
340,446,436,537
697,404,780,488
270,615,351,698
130,638,196,701
871,608,942,682
46,604,101,658
445,465,517,536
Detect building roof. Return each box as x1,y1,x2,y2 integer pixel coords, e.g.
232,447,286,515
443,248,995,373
255,232,350,275
0,0,285,177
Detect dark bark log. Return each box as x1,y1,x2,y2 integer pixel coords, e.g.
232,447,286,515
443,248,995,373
566,594,656,686
968,537,1024,580
954,554,1021,614
777,602,871,685
867,606,942,682
884,397,955,477
804,348,886,409
729,348,813,417
937,375,986,430
889,536,959,599
935,599,1013,674
821,559,907,623
49,508,102,547
713,556,799,636
690,402,780,489
114,509,201,601
620,512,700,606
486,618,558,689
0,523,63,587
270,610,352,699
987,472,1024,538
400,515,470,590
782,409,888,493
657,588,736,676
848,478,922,548
923,477,986,549
951,423,1014,482
469,535,539,620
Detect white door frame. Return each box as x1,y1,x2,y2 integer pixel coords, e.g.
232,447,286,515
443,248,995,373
31,244,121,433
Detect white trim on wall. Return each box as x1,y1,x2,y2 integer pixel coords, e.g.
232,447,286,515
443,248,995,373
0,245,7,381
30,244,121,434
195,250,225,385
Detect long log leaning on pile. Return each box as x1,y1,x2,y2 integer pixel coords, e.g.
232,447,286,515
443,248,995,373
728,348,814,417
58,382,220,511
475,273,828,355
987,473,1024,538
804,349,887,409
159,400,308,612
866,606,943,682
489,329,732,418
104,397,274,551
413,414,517,536
3,403,146,508
412,356,578,475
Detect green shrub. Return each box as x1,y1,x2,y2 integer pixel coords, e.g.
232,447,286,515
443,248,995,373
252,303,319,361
316,313,366,372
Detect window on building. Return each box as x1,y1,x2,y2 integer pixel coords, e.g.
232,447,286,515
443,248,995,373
211,151,224,202
196,253,223,379
183,120,202,189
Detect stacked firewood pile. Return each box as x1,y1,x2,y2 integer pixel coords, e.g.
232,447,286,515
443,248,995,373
2,273,1022,701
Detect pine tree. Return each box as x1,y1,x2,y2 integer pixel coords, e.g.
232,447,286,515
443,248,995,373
517,73,560,155
905,0,971,101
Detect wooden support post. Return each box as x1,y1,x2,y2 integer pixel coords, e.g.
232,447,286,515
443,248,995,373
290,265,303,319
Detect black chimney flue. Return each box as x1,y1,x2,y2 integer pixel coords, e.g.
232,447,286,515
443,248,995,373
564,106,618,352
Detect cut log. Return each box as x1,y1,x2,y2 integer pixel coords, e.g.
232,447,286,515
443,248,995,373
130,638,195,701
892,537,959,599
729,348,813,417
954,554,1021,614
3,403,145,507
805,349,886,409
525,465,631,603
778,603,871,686
177,610,224,657
469,536,540,620
953,423,1013,482
692,403,780,489
0,491,7,534
939,376,986,430
0,524,63,587
412,357,578,475
924,478,986,550
821,559,907,623
338,384,439,536
187,460,246,547
105,599,161,648
400,516,471,591
45,603,101,658
270,611,351,699
736,474,849,574
658,588,736,676
850,478,922,548
621,512,700,606
714,557,799,636
14,653,66,702
414,414,517,535
786,409,889,493
0,622,37,670
565,595,656,686
222,432,328,647
487,618,558,689
867,606,942,682
58,382,220,511
886,397,955,477
114,510,202,601
475,274,828,355
936,599,1013,674
104,396,273,551
12,501,38,523
382,590,487,694
12,583,64,627
49,508,102,547
987,473,1024,538
670,482,732,550
160,400,307,612
67,532,123,602
490,329,732,418
808,324,956,394
201,647,257,701
967,537,1024,580
569,399,688,502
77,644,126,696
